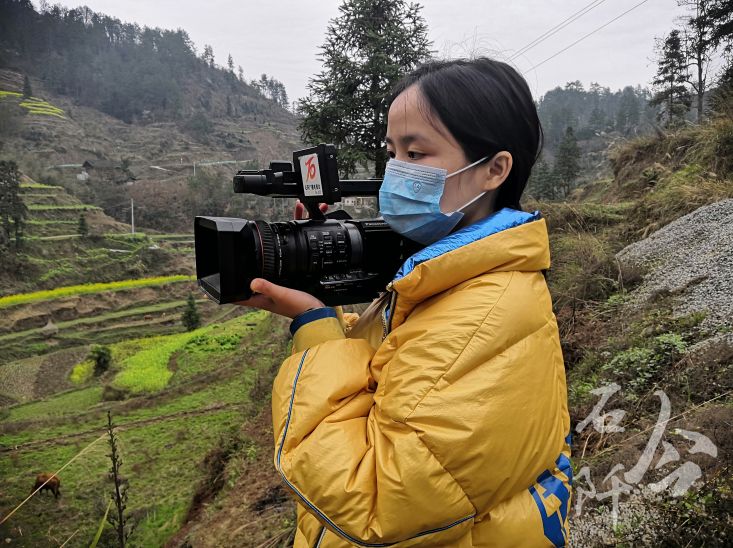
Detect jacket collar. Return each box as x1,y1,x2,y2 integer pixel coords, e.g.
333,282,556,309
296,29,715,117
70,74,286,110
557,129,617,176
389,207,550,305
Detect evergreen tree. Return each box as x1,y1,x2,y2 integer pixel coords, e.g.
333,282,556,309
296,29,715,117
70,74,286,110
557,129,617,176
182,293,200,331
527,158,558,201
616,86,640,134
77,212,89,237
237,65,244,82
251,74,289,108
588,106,607,133
298,0,432,178
709,0,733,56
678,1,717,123
22,74,32,98
202,44,215,67
650,30,692,127
709,0,733,93
0,160,28,250
227,53,234,73
554,127,581,198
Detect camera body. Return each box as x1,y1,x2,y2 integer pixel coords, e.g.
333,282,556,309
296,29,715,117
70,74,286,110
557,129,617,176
194,144,422,305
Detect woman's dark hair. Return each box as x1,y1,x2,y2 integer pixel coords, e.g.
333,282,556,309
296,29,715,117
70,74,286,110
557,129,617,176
388,57,543,212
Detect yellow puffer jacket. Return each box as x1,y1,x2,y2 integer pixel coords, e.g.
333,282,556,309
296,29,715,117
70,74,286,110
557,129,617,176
271,207,573,547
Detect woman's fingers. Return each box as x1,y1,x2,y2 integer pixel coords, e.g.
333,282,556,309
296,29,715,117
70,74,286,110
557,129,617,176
235,278,326,318
294,200,329,220
234,292,274,312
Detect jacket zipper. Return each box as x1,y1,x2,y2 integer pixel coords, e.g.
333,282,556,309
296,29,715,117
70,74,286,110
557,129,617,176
314,525,326,548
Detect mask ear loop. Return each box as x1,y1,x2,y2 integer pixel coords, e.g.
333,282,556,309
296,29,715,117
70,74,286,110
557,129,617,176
444,154,495,213
446,155,491,179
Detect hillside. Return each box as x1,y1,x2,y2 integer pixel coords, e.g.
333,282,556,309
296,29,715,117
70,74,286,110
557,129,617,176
547,120,733,545
0,2,304,236
0,310,291,547
0,67,302,234
0,173,192,294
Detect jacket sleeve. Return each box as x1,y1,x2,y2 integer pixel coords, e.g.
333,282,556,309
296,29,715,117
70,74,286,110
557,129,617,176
272,307,476,546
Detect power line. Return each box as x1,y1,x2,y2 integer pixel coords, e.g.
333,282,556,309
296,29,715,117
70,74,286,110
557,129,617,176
527,0,651,72
510,0,610,61
0,434,106,526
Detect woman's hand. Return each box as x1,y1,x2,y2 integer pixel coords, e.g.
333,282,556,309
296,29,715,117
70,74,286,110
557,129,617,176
235,278,326,319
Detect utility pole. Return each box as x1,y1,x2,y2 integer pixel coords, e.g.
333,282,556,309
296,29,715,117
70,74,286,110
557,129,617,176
131,198,135,234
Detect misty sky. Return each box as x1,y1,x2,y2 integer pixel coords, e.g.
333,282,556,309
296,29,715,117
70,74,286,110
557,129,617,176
40,0,692,104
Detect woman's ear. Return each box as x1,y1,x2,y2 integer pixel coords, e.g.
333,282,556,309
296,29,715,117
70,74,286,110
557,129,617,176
481,152,513,191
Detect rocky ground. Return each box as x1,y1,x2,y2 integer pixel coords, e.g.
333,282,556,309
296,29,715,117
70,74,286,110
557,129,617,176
616,198,733,332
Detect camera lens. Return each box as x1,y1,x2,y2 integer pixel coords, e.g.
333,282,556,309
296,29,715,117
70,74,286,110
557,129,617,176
195,216,411,305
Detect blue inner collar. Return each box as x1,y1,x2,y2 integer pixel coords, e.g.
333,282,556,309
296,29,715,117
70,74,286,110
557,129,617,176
393,207,542,282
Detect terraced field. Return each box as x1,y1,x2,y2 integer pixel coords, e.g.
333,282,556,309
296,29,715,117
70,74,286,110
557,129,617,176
0,311,290,547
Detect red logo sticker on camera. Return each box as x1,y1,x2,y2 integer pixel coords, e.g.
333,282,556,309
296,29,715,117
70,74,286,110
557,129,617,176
300,153,323,197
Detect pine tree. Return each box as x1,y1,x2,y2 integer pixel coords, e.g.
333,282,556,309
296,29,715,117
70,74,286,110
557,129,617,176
650,30,692,127
227,53,234,73
237,65,244,82
0,160,28,250
298,0,432,178
78,212,89,237
554,127,581,198
182,293,200,331
22,75,32,98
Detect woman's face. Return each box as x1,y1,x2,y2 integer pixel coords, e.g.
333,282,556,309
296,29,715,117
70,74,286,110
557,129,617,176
385,84,490,215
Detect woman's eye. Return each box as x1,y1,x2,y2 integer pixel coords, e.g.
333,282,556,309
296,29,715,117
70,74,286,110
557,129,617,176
407,151,423,160
387,150,395,159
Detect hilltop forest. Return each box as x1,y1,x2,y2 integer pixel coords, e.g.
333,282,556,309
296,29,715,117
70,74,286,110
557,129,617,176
0,0,289,123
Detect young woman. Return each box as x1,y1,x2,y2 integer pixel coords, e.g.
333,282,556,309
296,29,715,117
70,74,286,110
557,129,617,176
238,57,572,547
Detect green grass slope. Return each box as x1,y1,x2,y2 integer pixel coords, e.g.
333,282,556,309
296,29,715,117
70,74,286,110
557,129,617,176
0,310,289,547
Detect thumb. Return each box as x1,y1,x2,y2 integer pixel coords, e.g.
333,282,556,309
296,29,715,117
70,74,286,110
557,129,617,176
250,278,279,298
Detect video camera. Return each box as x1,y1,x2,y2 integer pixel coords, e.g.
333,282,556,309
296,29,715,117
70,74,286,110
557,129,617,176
194,144,423,306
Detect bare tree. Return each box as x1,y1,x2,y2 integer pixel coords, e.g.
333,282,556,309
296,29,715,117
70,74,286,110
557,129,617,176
677,0,716,123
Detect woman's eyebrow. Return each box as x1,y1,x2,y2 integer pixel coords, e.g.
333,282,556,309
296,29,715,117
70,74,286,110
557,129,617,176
385,134,428,146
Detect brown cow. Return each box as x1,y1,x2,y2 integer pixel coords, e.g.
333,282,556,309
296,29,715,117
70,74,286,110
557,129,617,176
31,473,61,499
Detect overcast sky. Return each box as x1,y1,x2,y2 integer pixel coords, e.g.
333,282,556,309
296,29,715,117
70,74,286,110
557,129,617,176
40,0,691,103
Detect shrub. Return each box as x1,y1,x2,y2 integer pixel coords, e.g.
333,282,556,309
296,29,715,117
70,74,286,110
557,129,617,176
90,345,112,376
603,332,687,395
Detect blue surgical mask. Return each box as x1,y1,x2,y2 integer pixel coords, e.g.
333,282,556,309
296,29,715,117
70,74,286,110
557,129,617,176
378,156,490,245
